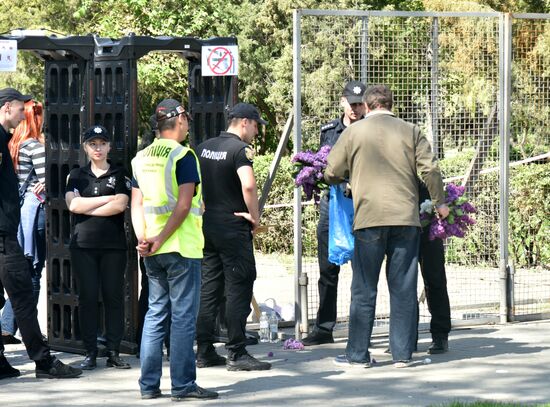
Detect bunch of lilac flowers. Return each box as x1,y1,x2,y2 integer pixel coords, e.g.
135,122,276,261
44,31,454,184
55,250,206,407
420,183,477,241
292,145,331,202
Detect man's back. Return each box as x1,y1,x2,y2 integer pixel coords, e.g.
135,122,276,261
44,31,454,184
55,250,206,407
197,132,251,227
326,111,444,230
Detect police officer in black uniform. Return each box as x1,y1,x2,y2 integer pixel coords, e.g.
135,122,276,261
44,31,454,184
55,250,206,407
418,181,451,354
195,103,271,371
65,125,132,370
0,87,82,379
302,81,367,346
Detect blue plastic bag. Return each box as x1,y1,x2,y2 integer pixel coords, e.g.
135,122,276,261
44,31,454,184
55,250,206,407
328,184,354,265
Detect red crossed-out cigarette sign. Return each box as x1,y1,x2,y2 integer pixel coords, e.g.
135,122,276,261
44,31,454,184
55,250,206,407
202,45,238,76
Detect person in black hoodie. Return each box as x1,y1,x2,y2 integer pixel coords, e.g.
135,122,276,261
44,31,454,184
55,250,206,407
0,87,82,380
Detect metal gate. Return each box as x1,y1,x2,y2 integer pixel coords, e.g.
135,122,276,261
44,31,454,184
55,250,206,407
2,33,238,353
291,10,550,337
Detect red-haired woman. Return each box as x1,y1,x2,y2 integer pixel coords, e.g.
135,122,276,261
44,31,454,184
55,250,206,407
1,100,46,344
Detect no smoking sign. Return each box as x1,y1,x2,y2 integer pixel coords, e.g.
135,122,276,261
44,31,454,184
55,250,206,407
201,45,238,76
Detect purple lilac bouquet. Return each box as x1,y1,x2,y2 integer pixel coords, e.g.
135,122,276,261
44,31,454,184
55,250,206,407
420,183,477,241
292,145,331,202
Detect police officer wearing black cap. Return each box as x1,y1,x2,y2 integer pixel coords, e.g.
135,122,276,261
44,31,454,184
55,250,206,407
65,125,131,370
0,87,82,379
195,102,271,371
302,81,367,346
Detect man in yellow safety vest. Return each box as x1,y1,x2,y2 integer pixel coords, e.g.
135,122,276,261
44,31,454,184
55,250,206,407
131,98,217,401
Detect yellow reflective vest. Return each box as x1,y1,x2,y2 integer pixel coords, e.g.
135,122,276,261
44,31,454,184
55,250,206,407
131,138,204,258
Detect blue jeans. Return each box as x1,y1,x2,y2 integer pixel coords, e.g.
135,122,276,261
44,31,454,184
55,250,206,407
138,253,201,397
346,226,420,362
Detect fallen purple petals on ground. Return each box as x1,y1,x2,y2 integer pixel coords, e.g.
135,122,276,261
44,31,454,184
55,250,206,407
283,338,305,350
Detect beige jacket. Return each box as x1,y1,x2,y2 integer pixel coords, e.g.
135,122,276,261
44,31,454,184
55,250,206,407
324,110,444,230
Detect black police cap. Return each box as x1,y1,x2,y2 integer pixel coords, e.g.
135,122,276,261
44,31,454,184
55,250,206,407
342,81,366,104
82,125,110,143
227,103,268,125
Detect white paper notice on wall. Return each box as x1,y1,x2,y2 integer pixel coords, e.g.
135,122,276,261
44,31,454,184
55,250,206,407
201,45,238,76
0,40,17,72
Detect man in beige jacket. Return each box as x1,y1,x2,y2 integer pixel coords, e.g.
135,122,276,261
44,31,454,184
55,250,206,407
325,84,449,367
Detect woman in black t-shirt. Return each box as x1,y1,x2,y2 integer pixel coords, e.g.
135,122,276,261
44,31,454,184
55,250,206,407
65,125,131,371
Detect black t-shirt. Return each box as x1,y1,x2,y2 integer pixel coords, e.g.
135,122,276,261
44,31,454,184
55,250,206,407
196,132,253,229
0,125,20,236
66,162,131,250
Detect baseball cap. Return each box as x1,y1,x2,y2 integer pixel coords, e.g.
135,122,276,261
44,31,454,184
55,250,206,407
342,81,366,104
227,103,268,125
0,87,32,106
155,98,190,122
82,125,110,143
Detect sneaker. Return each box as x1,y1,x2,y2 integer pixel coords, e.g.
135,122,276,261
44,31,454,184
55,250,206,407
1,334,21,345
35,356,83,379
226,353,271,371
0,354,20,380
196,351,226,368
301,330,334,346
394,359,413,368
427,338,448,355
333,354,371,368
141,389,162,399
171,386,218,401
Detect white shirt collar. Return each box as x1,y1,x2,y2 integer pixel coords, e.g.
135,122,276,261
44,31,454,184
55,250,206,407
364,109,394,119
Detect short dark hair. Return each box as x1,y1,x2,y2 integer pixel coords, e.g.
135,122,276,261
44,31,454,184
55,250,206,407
228,117,244,127
363,85,393,110
157,116,178,132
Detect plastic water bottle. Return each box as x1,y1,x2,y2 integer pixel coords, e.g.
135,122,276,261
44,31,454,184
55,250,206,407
259,312,270,343
269,312,279,343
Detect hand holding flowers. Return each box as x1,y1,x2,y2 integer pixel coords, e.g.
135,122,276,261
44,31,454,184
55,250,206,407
420,183,476,240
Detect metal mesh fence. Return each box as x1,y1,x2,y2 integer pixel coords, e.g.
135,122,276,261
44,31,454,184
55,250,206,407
288,10,550,332
510,17,550,317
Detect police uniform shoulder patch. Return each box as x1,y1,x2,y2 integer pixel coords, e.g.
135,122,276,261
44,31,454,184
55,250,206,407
245,146,255,162
320,121,337,132
125,176,132,191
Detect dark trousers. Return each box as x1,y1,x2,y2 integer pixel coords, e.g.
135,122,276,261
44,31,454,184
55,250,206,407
71,248,126,353
419,227,451,339
196,226,256,359
314,195,341,332
0,235,49,360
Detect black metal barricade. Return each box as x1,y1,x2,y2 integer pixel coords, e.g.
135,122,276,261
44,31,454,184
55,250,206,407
1,33,238,354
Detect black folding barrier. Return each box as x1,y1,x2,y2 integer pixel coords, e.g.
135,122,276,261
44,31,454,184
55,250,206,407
1,33,238,354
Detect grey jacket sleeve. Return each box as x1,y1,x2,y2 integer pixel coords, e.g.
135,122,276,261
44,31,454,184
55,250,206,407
414,126,445,205
324,128,349,185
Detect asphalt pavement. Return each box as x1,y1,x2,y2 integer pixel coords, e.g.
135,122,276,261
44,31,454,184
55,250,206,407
1,320,550,406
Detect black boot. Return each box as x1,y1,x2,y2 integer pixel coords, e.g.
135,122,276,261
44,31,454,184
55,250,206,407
301,329,334,346
0,353,20,380
196,344,226,368
106,350,131,369
428,337,449,354
1,334,21,345
80,350,97,370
